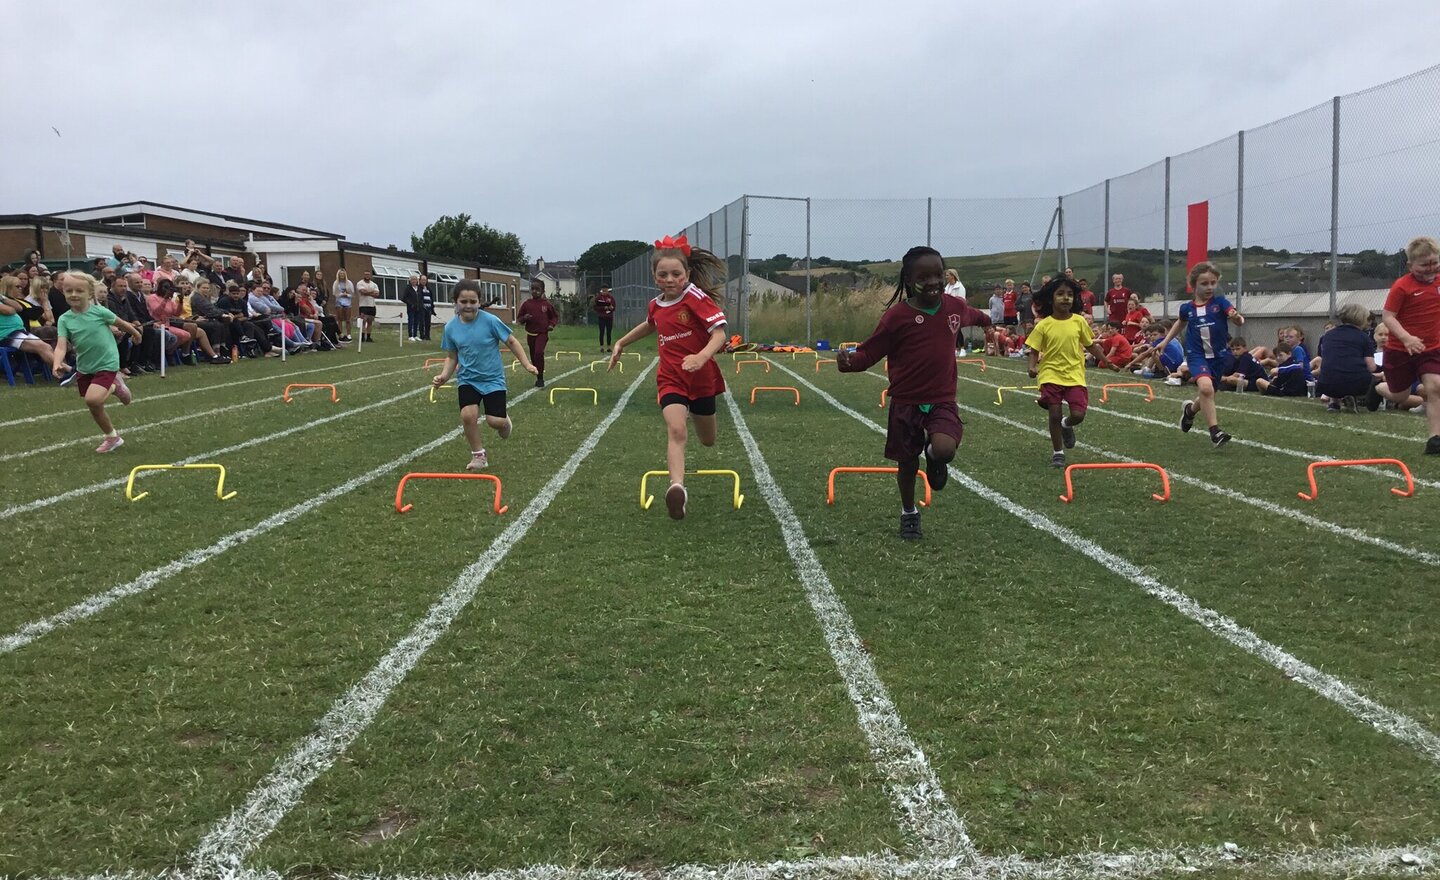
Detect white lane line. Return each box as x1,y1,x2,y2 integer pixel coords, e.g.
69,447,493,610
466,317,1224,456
0,364,593,654
723,391,974,860
771,359,1440,768
953,373,1440,492
188,361,655,874
21,840,1437,879
0,365,421,465
0,353,421,429
980,359,1430,444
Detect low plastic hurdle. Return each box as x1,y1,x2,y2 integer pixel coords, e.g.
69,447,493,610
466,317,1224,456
126,463,236,502
395,472,507,515
428,384,457,403
589,360,622,372
549,387,598,405
750,386,800,406
879,388,889,407
623,352,643,362
993,385,1040,405
735,359,770,375
1099,382,1154,403
1297,458,1415,501
815,358,836,372
283,383,339,404
1059,462,1170,504
423,358,448,371
839,341,861,351
957,357,987,372
552,351,583,361
827,467,931,507
639,470,744,510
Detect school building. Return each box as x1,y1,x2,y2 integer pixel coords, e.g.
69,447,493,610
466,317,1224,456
0,201,525,323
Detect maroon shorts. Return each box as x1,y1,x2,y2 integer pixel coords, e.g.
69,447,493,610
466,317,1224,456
1382,348,1440,393
884,400,963,462
1036,383,1089,416
76,371,118,396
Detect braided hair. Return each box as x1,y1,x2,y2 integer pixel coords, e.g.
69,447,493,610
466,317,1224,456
886,245,944,307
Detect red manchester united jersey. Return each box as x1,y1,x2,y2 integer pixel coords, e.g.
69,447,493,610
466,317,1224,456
647,284,727,402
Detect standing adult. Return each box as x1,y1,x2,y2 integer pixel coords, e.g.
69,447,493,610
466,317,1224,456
1105,273,1133,326
416,275,436,340
355,269,379,342
332,268,356,341
943,269,969,353
402,274,423,341
516,279,559,387
593,286,616,351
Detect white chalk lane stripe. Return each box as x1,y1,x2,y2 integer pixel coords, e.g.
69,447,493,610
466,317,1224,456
723,390,975,860
769,359,1440,768
187,361,655,873
0,352,422,429
0,363,594,655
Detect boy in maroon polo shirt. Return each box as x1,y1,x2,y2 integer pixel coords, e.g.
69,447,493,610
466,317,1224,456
1380,235,1440,454
838,246,991,540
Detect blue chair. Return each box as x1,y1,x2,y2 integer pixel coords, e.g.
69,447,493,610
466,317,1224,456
2,346,53,387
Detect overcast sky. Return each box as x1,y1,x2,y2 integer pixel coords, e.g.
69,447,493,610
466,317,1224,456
6,0,1440,262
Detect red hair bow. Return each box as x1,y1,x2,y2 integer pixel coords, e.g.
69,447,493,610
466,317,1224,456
654,234,692,257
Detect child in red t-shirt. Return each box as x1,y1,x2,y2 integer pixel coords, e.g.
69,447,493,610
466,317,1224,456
1097,323,1134,370
610,234,729,518
1380,235,1440,453
838,246,991,540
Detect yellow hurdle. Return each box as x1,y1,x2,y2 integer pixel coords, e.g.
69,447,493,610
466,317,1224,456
994,385,1041,405
126,463,236,502
624,352,643,362
428,383,457,403
552,351,583,361
639,469,744,510
589,360,622,372
734,359,770,374
549,387,598,405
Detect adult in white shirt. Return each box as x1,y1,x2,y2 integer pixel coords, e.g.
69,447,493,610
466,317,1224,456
944,269,970,354
331,269,356,341
355,269,380,342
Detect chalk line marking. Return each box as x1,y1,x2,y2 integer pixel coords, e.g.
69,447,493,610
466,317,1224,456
187,362,654,874
723,390,974,859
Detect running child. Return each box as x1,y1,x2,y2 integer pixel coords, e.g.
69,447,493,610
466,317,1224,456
837,246,991,540
50,272,143,453
432,280,538,470
1026,277,1109,467
517,279,559,387
609,234,728,521
1379,235,1440,453
1154,262,1245,447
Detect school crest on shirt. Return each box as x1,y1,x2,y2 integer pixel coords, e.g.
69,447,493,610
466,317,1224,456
947,314,963,334
914,314,924,324
676,310,691,325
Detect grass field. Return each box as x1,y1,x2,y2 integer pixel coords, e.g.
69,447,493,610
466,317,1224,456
3,326,1439,879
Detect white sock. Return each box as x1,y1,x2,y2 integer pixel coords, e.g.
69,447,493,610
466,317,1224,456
106,430,118,438
472,448,484,456
1060,416,1071,428
901,505,918,515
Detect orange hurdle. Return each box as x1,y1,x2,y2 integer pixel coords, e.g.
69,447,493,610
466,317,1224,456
1059,462,1170,503
1297,458,1415,501
827,467,931,507
735,359,771,374
395,472,508,515
750,386,800,405
957,358,987,373
879,388,889,407
423,358,448,371
815,358,836,372
283,383,338,403
1099,382,1154,403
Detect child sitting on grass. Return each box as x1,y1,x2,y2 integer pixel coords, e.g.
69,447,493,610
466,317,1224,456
1219,337,1268,392
1096,323,1134,371
1255,342,1308,397
51,272,143,453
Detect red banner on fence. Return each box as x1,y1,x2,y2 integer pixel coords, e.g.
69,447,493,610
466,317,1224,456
1186,201,1209,291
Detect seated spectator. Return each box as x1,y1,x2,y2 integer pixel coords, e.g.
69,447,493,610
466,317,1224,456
1255,342,1308,396
219,281,278,357
189,278,237,356
1315,305,1376,412
1097,323,1134,370
298,285,342,347
21,275,59,345
1,274,54,366
1121,294,1150,344
1130,321,1185,382
1219,338,1268,392
150,279,230,364
1366,323,1424,412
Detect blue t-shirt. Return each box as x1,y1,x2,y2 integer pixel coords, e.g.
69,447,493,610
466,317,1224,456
1179,295,1234,359
1292,342,1314,381
441,311,511,394
1159,339,1184,370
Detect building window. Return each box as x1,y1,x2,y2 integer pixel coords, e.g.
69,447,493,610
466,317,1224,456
95,214,146,228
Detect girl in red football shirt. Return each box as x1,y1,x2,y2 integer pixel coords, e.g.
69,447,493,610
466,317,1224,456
609,234,729,519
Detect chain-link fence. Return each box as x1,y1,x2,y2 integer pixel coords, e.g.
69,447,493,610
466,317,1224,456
610,63,1440,343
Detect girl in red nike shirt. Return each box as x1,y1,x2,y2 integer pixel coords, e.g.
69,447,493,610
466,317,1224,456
609,234,728,519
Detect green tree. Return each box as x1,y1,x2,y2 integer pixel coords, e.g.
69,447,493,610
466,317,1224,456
575,239,651,298
410,214,526,272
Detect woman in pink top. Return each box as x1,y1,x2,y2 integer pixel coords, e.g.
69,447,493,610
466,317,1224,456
151,278,228,364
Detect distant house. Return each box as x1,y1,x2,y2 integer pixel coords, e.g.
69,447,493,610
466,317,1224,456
530,258,578,300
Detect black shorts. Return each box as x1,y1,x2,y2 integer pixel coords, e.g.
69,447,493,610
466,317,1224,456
1002,316,1019,326
359,306,377,317
659,393,717,416
458,385,507,417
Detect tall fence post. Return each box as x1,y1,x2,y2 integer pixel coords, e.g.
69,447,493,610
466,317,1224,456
926,197,933,248
708,211,715,253
1102,179,1110,311
723,203,729,258
740,195,750,341
1236,129,1245,312
1329,95,1341,318
805,197,812,344
1056,196,1067,272
1162,156,1172,319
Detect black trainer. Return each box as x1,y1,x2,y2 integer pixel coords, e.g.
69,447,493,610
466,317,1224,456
899,511,922,540
1180,401,1197,433
1425,435,1440,456
1061,422,1076,449
1212,430,1232,448
1051,451,1066,468
924,450,948,491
